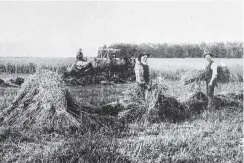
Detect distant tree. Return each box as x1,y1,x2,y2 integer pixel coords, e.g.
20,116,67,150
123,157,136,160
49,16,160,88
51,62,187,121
98,42,243,58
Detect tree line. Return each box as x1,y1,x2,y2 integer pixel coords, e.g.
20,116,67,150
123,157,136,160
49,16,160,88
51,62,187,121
99,42,243,58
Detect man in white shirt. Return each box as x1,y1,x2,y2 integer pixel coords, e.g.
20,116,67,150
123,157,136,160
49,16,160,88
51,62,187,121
134,52,150,84
204,52,218,109
134,52,150,98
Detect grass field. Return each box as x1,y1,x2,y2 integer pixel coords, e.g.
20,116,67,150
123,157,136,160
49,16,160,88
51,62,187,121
0,58,243,163
0,57,243,82
0,57,243,74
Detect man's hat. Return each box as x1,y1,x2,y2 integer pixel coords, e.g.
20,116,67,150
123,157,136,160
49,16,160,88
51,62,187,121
203,53,213,57
138,52,150,61
203,49,213,57
138,52,150,58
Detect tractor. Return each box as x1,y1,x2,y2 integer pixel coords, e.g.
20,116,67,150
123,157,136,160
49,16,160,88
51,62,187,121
63,47,135,85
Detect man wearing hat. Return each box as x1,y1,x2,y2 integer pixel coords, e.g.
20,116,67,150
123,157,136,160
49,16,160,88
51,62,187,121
204,50,218,109
76,48,86,62
67,48,94,76
134,52,150,98
70,48,86,70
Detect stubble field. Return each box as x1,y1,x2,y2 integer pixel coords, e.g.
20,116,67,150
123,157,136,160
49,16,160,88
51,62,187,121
0,57,243,163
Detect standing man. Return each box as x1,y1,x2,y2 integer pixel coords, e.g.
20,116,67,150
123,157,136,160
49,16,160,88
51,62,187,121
204,51,218,109
134,52,150,98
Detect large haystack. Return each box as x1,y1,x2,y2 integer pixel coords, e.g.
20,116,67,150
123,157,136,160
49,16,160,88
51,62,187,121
0,70,118,133
0,71,79,131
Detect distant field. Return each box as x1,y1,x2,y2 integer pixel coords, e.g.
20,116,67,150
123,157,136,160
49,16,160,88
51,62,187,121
0,57,75,74
0,57,243,72
0,57,75,67
148,58,243,72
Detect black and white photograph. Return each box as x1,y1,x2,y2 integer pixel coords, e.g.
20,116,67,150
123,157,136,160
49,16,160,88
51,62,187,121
0,1,243,162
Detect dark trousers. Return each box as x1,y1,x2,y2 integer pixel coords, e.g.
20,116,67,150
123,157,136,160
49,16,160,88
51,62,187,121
206,79,217,109
142,65,149,83
207,84,215,98
137,83,148,99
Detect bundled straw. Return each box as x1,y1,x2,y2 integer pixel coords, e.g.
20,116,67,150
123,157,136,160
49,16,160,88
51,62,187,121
214,90,243,109
0,77,25,87
180,65,232,85
0,71,79,131
118,77,243,125
119,77,187,124
0,70,120,133
180,69,205,85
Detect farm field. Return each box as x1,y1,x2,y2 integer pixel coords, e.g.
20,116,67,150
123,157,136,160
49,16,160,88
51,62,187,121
148,58,243,72
0,57,243,72
0,58,243,163
0,1,243,162
0,57,243,82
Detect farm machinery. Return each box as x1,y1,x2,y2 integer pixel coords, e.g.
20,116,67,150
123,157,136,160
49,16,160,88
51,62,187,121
63,48,136,85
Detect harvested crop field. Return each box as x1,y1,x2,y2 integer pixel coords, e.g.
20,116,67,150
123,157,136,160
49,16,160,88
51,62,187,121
0,58,243,163
1,1,243,162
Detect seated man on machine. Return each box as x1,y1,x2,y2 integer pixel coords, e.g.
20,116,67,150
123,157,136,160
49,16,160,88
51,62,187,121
65,49,94,77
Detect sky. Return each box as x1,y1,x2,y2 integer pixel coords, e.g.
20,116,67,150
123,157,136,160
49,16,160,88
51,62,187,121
0,1,243,57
